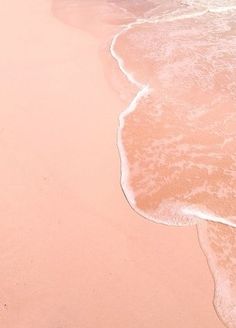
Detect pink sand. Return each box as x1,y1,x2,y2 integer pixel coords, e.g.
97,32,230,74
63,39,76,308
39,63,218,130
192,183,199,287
0,1,225,327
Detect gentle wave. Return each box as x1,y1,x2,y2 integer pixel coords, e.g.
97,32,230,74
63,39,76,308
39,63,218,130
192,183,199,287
111,1,236,228
110,2,236,327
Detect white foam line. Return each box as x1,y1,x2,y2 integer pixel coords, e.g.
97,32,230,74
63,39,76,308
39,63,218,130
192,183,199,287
116,85,150,206
110,20,147,89
110,19,151,206
110,6,236,228
182,207,236,228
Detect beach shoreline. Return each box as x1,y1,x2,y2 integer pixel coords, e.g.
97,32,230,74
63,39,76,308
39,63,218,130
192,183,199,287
0,1,226,327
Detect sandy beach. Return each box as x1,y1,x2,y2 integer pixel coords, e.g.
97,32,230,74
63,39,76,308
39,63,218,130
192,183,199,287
0,1,227,327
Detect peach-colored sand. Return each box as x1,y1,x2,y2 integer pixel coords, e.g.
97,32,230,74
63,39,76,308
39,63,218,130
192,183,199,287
0,1,225,327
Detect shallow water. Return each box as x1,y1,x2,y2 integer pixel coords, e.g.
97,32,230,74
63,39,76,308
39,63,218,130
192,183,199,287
53,1,236,326
110,1,236,227
112,3,236,327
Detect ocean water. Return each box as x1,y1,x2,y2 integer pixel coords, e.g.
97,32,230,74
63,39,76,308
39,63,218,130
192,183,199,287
109,1,236,326
53,0,236,326
110,0,236,227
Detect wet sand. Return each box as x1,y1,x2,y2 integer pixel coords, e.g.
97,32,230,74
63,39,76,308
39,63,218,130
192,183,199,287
0,1,225,327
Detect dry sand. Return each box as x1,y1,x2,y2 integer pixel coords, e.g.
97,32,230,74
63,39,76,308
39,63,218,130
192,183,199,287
0,1,225,327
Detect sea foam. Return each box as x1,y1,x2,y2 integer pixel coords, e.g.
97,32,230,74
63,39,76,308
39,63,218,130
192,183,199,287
110,1,236,327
